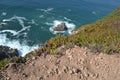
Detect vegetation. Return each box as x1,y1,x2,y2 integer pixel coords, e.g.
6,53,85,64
0,56,26,69
0,58,10,69
43,7,120,54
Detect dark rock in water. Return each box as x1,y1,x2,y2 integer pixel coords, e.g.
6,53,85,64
53,23,68,31
0,22,7,27
0,46,19,61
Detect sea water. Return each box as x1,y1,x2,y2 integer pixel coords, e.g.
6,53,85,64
0,0,120,56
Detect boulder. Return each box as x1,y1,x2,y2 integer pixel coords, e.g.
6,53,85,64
0,46,19,60
53,23,68,31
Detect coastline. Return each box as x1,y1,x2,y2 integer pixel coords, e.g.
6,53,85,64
0,7,120,80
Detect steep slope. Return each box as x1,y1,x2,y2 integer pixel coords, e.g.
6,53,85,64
0,46,120,80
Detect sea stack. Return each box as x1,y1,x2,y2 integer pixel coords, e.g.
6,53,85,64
53,22,68,31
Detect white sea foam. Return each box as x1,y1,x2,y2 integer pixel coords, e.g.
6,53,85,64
1,12,7,16
45,22,53,26
0,34,38,57
39,15,44,18
39,8,54,13
64,17,72,21
28,19,38,25
0,22,7,26
15,16,27,28
92,11,96,15
3,16,27,28
3,19,13,22
0,26,31,36
0,30,18,35
1,15,31,36
49,20,76,34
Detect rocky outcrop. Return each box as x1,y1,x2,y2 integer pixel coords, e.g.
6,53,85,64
53,23,68,31
0,46,19,60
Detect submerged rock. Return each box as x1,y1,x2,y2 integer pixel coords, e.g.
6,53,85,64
0,22,7,27
0,45,19,60
53,23,68,31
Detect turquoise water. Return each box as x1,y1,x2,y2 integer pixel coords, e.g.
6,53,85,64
0,0,120,56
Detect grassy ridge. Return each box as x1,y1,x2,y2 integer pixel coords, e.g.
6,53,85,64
43,7,120,54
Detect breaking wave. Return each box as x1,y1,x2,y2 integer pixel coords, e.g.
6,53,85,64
0,15,39,57
0,34,38,57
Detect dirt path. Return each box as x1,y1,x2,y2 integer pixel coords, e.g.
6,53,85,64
0,46,120,80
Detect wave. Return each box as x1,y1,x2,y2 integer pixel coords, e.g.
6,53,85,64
39,15,45,18
3,15,27,28
1,12,7,16
0,15,38,57
1,15,32,36
64,17,72,21
0,22,7,26
0,25,31,36
0,34,38,57
0,30,18,35
28,19,38,25
49,20,76,34
36,8,54,13
45,22,53,26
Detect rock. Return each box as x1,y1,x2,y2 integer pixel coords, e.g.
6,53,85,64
47,70,51,74
69,70,73,74
22,73,28,77
53,23,68,31
68,55,73,60
0,73,4,79
6,77,11,80
72,68,81,74
0,22,7,27
32,56,35,60
39,76,44,80
63,66,68,73
0,45,19,60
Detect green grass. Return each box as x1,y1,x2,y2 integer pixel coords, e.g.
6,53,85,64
0,56,26,70
0,58,10,69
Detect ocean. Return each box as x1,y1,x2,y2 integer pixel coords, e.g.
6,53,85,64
0,0,120,56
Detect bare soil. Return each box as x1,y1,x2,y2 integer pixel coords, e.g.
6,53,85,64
0,46,120,80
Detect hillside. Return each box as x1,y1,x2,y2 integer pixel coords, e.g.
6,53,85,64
41,7,120,55
0,46,120,80
0,7,120,80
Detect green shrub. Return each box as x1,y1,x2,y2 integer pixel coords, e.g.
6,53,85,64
0,58,10,69
49,49,59,55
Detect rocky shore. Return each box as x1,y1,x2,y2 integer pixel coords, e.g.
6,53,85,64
0,46,19,61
